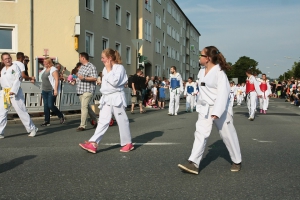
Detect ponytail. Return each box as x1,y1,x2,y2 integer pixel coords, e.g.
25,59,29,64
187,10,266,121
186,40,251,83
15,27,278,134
204,46,231,71
102,48,122,64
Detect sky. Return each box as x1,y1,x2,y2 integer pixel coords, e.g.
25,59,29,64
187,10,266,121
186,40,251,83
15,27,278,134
176,0,300,78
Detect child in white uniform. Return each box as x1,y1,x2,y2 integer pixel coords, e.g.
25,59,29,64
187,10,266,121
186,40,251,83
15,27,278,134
178,46,242,174
79,49,134,154
0,52,38,138
259,73,272,114
235,83,243,105
229,82,236,107
184,77,197,112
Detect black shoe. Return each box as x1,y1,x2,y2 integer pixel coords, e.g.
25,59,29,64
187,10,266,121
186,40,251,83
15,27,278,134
178,161,199,175
60,115,66,124
41,122,50,127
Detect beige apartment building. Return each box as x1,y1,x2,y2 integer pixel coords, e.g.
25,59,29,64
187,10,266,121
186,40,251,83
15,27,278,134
0,0,200,80
0,0,138,77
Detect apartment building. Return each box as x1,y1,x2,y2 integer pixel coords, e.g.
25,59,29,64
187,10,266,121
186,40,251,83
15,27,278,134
0,0,200,80
0,0,137,76
139,0,200,80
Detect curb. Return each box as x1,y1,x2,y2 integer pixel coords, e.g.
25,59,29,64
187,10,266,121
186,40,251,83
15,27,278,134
7,114,82,124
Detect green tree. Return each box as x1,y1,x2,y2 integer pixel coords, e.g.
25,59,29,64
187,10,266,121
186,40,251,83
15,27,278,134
227,56,261,83
293,62,300,78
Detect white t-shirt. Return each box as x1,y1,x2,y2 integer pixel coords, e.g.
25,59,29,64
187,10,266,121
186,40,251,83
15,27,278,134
12,61,25,72
151,87,157,95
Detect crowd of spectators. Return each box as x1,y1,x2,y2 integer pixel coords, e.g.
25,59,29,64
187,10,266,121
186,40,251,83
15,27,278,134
270,77,300,107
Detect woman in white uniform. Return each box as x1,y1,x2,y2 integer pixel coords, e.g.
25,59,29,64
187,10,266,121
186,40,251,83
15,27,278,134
79,48,134,154
259,73,272,114
178,46,242,174
0,52,38,138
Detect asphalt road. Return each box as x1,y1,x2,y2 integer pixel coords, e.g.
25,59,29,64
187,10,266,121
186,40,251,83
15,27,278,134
0,98,299,199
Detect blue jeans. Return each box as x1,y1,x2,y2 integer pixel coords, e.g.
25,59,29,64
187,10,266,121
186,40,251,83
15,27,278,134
42,90,63,122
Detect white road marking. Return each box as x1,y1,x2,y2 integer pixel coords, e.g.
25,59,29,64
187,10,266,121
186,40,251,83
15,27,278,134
252,138,274,143
101,142,179,146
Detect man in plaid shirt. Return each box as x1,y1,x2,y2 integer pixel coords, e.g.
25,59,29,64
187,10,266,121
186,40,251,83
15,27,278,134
76,52,98,131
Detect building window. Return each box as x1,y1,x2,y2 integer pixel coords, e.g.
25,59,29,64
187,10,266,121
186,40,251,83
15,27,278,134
115,42,121,55
155,13,161,29
155,39,161,54
86,0,94,12
102,37,109,50
156,0,161,4
116,4,121,25
163,55,165,69
144,20,152,42
167,1,171,14
163,32,165,46
167,24,171,36
155,65,161,76
85,31,94,57
163,9,165,23
126,11,131,30
102,0,109,19
145,0,152,12
126,46,131,64
0,24,17,53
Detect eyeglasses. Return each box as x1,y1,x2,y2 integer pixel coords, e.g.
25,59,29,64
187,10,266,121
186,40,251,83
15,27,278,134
199,54,208,58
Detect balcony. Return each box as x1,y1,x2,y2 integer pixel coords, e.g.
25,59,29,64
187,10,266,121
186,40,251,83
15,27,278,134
186,47,189,55
186,64,190,71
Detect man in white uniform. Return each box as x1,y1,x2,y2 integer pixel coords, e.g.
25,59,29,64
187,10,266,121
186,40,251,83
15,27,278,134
13,52,35,82
246,70,262,121
0,52,38,138
259,73,272,114
168,66,183,116
229,82,236,107
184,77,197,112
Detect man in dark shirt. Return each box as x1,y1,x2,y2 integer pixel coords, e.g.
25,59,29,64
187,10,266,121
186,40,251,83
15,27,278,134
131,69,145,114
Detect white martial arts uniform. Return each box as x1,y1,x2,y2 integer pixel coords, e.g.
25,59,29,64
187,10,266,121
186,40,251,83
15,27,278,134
229,86,236,107
0,64,36,136
259,80,272,111
194,81,199,106
168,72,183,115
241,85,246,101
246,75,263,119
188,64,242,167
235,86,243,105
89,64,132,146
184,82,197,112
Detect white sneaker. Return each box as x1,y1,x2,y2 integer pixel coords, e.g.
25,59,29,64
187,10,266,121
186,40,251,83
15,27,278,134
28,127,38,137
168,113,173,115
174,113,178,116
0,134,4,139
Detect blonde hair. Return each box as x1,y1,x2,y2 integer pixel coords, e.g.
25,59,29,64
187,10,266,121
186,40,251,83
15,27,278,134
102,48,122,64
44,58,54,66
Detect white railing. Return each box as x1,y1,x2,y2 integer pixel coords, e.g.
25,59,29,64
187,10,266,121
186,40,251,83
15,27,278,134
7,82,181,114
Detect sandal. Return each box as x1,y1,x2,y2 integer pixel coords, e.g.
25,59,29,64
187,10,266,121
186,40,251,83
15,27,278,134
131,111,135,114
140,110,146,114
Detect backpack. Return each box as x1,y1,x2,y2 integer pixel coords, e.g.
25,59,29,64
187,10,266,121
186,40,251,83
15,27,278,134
128,75,133,88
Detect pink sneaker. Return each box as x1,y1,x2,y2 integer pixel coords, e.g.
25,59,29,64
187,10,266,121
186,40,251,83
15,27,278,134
79,141,97,153
263,110,267,114
120,143,134,152
260,109,263,113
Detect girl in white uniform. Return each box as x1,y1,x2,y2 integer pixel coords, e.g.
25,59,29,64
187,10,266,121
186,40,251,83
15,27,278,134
178,46,242,174
0,52,37,138
184,77,197,112
168,66,183,116
79,49,134,154
259,73,272,114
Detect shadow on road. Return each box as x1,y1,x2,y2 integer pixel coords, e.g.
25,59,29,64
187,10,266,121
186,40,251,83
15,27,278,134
0,155,37,173
132,131,164,150
199,140,231,172
235,112,299,117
